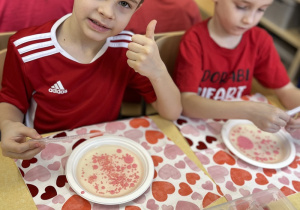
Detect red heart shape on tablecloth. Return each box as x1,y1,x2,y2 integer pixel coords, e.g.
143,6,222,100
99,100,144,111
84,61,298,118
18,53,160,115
206,136,217,143
241,95,250,101
255,173,269,185
151,155,163,166
177,118,187,125
196,141,207,150
178,182,193,196
280,186,296,196
22,158,38,168
72,139,87,150
186,173,200,185
230,168,252,186
213,151,235,165
288,156,300,169
27,184,39,197
56,175,68,187
152,181,175,202
263,168,277,177
41,186,57,200
129,118,150,128
216,185,224,196
154,170,157,179
202,192,221,208
292,181,300,192
125,206,141,210
185,137,193,146
53,132,67,138
145,130,164,144
89,130,103,138
62,195,91,210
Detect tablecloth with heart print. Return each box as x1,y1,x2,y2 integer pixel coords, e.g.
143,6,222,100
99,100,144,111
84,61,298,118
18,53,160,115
174,94,300,201
15,116,224,210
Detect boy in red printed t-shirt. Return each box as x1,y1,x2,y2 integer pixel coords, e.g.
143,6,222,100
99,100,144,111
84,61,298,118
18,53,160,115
0,0,182,160
174,0,300,133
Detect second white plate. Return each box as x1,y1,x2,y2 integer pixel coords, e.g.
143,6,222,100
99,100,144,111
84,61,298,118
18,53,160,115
221,120,296,169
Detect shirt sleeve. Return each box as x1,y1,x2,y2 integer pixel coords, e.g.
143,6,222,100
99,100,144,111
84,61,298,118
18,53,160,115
0,38,32,114
253,30,290,88
174,28,203,93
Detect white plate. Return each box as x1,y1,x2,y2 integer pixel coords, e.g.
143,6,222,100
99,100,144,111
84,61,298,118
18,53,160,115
221,120,296,169
66,135,154,205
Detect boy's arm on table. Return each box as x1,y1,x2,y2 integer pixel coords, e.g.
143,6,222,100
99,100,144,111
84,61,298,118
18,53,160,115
126,20,182,120
181,92,290,133
0,102,44,159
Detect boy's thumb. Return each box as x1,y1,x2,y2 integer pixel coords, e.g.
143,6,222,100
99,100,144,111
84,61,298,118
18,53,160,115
145,20,157,40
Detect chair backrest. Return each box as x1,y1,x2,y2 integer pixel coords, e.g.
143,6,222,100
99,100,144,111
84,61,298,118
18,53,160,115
0,49,7,89
0,31,16,50
155,31,185,77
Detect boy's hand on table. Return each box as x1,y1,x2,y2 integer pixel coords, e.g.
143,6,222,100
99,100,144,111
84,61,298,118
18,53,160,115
1,120,45,160
246,102,290,133
126,20,167,80
285,116,300,134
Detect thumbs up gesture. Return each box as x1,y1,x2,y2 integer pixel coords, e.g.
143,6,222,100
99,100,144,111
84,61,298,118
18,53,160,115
126,20,167,80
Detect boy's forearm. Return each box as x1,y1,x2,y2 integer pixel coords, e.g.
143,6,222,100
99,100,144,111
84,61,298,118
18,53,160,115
181,94,254,120
150,71,182,120
274,83,300,110
0,103,24,129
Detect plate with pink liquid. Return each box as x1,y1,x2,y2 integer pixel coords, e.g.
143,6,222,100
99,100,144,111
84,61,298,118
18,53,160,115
66,135,154,205
221,120,296,169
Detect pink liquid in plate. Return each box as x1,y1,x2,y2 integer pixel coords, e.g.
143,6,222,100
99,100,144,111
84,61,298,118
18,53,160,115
77,145,143,197
229,124,288,163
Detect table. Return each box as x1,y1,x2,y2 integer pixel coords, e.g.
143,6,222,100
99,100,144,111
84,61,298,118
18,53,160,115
1,97,299,209
0,115,227,210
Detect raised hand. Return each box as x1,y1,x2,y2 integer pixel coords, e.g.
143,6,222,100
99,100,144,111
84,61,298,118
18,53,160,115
126,20,167,80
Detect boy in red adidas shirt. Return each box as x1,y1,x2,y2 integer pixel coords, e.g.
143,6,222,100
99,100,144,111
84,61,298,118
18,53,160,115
174,0,300,133
0,0,182,159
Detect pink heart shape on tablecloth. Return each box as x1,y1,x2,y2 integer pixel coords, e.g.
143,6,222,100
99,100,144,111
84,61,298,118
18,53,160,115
158,164,181,180
191,192,203,200
206,121,223,135
196,125,206,131
195,152,210,165
24,165,51,182
41,143,66,160
239,188,250,197
52,195,65,204
207,165,229,183
141,142,151,150
36,205,55,210
153,146,163,153
225,181,237,192
295,171,300,179
124,130,143,142
162,204,174,210
76,128,87,135
133,194,146,204
164,144,184,160
202,181,213,190
281,167,291,174
181,125,200,136
176,201,200,210
147,199,159,210
105,121,126,133
47,161,60,171
174,160,186,169
278,176,290,185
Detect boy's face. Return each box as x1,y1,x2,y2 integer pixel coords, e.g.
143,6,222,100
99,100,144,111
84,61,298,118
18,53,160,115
213,0,273,36
72,0,142,41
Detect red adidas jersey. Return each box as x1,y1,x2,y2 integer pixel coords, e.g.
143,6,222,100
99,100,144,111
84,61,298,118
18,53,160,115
0,14,156,134
174,19,290,100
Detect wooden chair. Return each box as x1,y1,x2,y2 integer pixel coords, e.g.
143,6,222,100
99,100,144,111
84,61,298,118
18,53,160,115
0,31,15,50
0,49,7,89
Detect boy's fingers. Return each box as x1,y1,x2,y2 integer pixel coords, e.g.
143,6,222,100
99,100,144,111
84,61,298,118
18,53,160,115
145,20,157,40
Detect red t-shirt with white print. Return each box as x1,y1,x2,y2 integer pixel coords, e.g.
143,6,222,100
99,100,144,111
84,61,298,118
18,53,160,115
0,14,156,134
174,19,290,100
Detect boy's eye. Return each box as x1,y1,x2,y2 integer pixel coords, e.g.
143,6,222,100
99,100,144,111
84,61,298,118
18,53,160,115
119,1,131,8
236,5,248,10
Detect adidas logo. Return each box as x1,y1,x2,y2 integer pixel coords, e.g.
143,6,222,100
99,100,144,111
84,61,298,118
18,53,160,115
48,81,68,94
